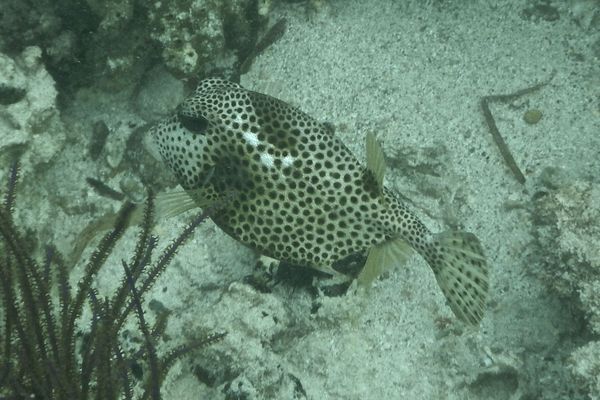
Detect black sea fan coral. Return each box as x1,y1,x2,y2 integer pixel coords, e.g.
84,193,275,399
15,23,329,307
0,161,225,399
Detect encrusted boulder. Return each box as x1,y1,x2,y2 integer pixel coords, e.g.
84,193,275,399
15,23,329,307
0,47,65,172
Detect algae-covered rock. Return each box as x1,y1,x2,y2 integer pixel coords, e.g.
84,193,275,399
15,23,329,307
181,282,306,399
148,0,262,78
530,177,600,399
0,47,65,172
84,0,134,30
1,0,267,94
531,179,600,305
570,341,600,399
0,0,141,92
0,0,62,53
134,65,185,121
580,281,600,335
531,176,600,332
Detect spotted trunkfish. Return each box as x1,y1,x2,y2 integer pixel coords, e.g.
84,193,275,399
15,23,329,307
149,78,489,325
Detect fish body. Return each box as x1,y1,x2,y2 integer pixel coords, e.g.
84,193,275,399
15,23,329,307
150,78,489,325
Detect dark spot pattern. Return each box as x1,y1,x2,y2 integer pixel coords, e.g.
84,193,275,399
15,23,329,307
150,78,430,270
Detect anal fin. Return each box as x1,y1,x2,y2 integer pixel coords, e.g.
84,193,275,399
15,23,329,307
357,237,413,287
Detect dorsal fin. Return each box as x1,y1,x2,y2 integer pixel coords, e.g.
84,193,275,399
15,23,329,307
366,132,386,187
321,121,336,135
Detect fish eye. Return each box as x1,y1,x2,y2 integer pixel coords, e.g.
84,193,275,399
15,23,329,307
179,113,208,135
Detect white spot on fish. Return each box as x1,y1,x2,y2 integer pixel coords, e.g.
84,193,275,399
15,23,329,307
233,114,244,125
282,154,295,167
260,152,275,168
242,131,259,147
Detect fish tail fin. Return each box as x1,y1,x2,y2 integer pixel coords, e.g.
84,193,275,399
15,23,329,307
357,237,413,287
426,231,489,325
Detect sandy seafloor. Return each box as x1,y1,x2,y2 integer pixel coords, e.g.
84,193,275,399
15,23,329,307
2,0,600,399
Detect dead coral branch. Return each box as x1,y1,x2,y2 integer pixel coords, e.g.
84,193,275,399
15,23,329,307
480,71,555,184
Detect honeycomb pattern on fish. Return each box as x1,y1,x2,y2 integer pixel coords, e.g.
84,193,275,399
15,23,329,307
150,78,489,325
153,78,426,268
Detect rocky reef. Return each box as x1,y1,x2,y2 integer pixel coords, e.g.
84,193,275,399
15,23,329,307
0,0,268,93
0,46,65,174
531,172,600,398
1,0,598,398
